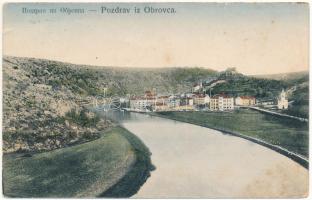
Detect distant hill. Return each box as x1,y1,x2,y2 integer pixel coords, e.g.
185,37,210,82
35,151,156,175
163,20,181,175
209,69,308,95
3,56,217,97
4,56,307,101
252,71,308,81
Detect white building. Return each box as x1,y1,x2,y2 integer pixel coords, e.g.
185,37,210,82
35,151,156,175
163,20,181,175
129,97,156,111
129,98,147,111
193,94,210,105
277,89,288,110
210,94,234,111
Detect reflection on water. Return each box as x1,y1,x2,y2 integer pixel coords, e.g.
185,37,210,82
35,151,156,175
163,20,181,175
98,111,308,198
96,110,131,122
94,109,156,123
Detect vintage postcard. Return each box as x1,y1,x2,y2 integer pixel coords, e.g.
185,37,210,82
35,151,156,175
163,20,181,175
2,2,309,198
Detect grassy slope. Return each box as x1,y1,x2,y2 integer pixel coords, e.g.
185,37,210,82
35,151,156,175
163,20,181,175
3,126,153,198
155,109,308,157
99,125,155,197
285,84,309,118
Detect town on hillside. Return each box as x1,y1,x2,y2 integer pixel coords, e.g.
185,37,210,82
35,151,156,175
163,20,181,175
123,79,289,113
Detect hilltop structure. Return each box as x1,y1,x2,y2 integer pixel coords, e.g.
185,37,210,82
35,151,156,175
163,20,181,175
192,82,203,93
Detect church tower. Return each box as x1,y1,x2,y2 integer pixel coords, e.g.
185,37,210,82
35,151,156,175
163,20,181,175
277,89,288,110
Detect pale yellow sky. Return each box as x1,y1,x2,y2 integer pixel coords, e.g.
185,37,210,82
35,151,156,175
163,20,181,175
3,3,309,75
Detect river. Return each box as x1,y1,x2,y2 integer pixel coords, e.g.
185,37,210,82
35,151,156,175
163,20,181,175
109,112,308,198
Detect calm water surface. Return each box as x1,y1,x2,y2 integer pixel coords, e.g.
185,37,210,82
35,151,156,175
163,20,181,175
111,112,308,198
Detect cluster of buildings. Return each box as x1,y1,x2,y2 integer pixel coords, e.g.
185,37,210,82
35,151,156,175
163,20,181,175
129,90,211,112
127,83,289,112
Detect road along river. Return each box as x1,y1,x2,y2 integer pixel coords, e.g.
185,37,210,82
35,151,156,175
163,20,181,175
118,112,308,198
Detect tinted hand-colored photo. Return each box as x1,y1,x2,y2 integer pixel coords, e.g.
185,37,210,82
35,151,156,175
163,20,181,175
2,2,309,198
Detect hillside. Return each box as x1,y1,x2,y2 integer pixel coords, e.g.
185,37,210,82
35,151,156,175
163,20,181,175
4,56,217,97
6,56,306,99
284,83,309,118
209,69,308,96
209,76,288,98
3,57,110,153
252,71,308,81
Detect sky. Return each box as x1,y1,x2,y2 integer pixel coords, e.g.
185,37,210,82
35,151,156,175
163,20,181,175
3,3,309,75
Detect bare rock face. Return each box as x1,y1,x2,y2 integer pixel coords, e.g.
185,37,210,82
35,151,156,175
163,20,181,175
2,57,111,153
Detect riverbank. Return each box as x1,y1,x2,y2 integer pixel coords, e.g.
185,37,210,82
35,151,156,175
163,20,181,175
3,126,153,197
247,106,308,122
99,125,155,197
151,109,308,167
